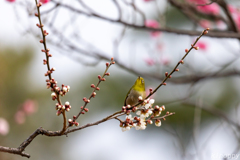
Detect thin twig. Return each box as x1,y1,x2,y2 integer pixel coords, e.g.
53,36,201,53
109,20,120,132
72,59,115,124
35,0,67,134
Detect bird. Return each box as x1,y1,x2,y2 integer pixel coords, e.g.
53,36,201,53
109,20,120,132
124,76,146,106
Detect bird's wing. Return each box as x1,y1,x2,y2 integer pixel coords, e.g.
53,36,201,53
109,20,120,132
124,87,132,106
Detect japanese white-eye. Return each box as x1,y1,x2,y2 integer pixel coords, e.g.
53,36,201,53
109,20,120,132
124,77,146,106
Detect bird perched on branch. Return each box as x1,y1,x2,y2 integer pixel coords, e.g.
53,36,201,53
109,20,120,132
124,76,146,106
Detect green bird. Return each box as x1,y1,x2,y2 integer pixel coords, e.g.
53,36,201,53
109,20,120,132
124,77,146,106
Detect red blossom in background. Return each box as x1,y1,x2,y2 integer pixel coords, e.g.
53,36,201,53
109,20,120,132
40,0,50,4
0,118,9,135
145,20,161,37
6,0,15,2
197,3,220,15
188,0,220,15
196,41,208,51
145,20,159,28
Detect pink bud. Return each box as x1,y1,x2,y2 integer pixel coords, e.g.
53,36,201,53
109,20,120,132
179,60,184,64
165,72,168,77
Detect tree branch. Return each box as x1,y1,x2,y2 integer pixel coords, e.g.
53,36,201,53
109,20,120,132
49,0,240,39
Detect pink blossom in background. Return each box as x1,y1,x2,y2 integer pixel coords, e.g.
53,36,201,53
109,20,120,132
196,41,208,51
150,31,161,37
145,20,159,28
40,0,50,4
156,43,164,51
188,0,220,15
197,3,220,15
145,20,161,37
0,118,9,135
216,20,227,30
144,0,153,2
236,15,240,31
15,111,26,124
227,5,240,31
22,99,38,115
144,58,155,66
199,19,211,28
6,0,15,2
160,55,171,65
188,0,208,4
228,5,236,13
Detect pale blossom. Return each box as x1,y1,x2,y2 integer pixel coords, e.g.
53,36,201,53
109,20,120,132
160,55,171,65
15,111,26,124
155,120,161,127
0,118,9,135
22,99,38,115
199,19,211,28
144,58,155,66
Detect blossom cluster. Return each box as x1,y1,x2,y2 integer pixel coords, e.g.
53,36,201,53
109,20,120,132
55,101,72,116
50,84,70,99
120,97,167,132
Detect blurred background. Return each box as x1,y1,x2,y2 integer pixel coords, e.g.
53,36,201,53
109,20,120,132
1,0,240,160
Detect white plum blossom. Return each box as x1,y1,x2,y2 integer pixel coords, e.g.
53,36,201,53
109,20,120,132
149,99,155,105
63,87,68,92
155,120,161,127
121,98,169,132
122,126,131,132
51,92,56,97
126,114,133,121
